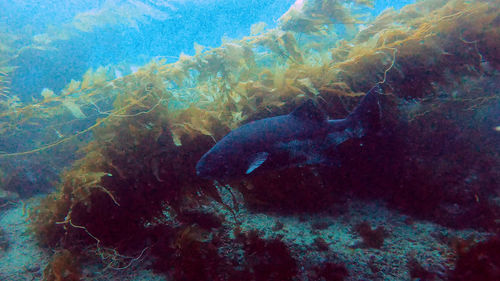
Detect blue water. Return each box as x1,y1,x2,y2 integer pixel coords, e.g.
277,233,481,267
2,0,295,99
0,0,415,101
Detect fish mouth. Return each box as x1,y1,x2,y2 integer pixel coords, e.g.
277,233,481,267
195,162,221,181
195,158,210,179
196,170,213,180
196,168,207,178
195,163,204,177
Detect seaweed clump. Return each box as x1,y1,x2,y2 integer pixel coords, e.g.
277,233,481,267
407,257,437,281
450,236,500,281
43,249,81,281
28,87,232,279
307,262,349,281
353,221,389,249
150,225,233,280
241,231,298,281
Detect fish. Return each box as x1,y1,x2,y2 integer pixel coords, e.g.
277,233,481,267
196,85,382,181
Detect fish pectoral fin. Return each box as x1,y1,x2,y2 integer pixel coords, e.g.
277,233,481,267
246,152,269,174
326,131,350,146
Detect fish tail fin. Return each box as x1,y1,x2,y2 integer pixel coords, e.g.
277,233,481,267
346,85,382,137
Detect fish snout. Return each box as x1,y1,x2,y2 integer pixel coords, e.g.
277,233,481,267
195,157,210,179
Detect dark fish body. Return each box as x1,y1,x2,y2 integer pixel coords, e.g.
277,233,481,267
196,86,382,180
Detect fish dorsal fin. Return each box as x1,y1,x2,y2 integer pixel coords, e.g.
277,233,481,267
290,99,326,122
246,152,269,174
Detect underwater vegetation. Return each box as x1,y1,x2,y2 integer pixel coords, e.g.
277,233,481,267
307,262,348,281
43,249,81,281
449,235,500,281
0,0,498,279
353,221,389,249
